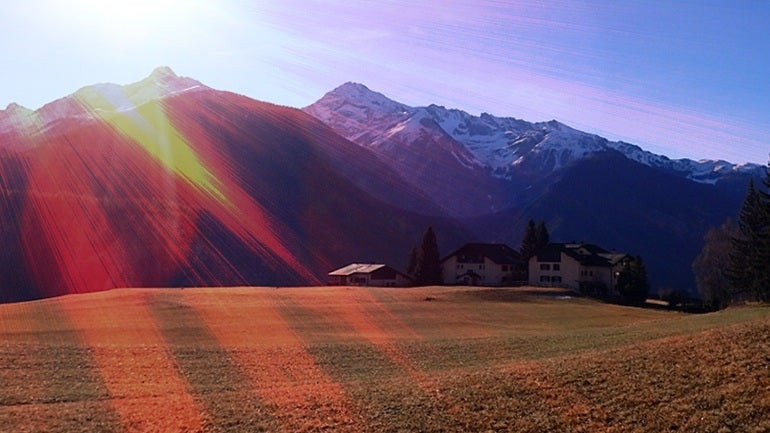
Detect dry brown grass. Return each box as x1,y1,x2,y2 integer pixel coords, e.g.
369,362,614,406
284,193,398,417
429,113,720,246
0,286,767,432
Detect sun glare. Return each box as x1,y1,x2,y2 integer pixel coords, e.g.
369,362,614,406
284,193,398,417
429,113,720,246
51,0,200,46
77,0,176,23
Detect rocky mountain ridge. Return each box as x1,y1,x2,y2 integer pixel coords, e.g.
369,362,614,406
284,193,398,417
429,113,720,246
305,82,761,184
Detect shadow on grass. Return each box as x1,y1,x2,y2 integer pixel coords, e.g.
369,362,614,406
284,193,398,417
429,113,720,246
0,301,122,432
147,292,274,433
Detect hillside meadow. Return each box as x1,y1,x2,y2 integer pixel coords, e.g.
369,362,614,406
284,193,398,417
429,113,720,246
0,286,767,432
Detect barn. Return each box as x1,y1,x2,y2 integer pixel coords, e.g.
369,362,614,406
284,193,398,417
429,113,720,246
327,263,412,287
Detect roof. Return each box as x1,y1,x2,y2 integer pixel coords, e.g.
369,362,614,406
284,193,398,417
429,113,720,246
534,243,628,267
442,243,522,265
599,252,629,265
328,263,386,276
534,243,564,262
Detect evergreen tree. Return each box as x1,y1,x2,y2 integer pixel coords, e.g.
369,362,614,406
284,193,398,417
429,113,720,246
616,256,649,305
520,219,540,261
405,246,419,278
758,162,770,300
692,218,737,310
414,227,441,285
535,220,550,252
727,179,769,299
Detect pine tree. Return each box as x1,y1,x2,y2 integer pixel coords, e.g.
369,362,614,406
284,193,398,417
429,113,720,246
519,220,539,261
535,221,550,253
727,179,768,299
405,246,419,278
414,227,441,285
758,161,770,300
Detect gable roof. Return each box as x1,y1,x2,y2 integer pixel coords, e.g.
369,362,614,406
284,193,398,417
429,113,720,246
442,243,522,265
328,263,386,276
599,252,628,266
534,243,628,267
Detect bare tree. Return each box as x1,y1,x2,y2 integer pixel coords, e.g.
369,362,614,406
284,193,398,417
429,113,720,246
693,218,738,310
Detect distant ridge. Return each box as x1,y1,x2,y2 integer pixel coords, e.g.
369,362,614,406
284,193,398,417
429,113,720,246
305,82,761,184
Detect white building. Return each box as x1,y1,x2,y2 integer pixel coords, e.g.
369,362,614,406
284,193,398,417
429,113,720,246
528,243,628,295
441,243,525,286
327,263,412,287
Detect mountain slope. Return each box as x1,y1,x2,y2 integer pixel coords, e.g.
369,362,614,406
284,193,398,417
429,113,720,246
305,83,511,217
468,151,746,289
0,69,468,301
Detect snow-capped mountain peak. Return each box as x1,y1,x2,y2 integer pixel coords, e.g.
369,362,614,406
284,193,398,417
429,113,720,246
304,82,413,145
73,66,204,114
305,82,762,184
306,82,409,122
1,67,206,136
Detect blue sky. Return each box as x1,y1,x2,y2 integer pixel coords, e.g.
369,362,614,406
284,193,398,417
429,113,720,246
2,0,768,164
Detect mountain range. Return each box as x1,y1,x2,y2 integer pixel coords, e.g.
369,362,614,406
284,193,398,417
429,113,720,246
305,82,759,214
303,82,763,291
0,68,763,301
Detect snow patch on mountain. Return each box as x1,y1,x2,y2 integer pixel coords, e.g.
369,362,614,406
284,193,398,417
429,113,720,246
305,83,481,168
304,82,411,145
305,82,761,184
606,141,760,184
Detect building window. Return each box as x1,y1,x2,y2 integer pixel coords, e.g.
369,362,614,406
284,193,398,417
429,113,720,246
540,264,551,271
553,264,560,271
552,276,562,283
457,264,463,269
589,270,593,276
479,264,485,270
501,265,508,272
539,275,550,282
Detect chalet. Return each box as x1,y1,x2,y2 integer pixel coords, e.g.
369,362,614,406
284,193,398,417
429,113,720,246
441,243,525,286
528,243,629,295
327,263,412,287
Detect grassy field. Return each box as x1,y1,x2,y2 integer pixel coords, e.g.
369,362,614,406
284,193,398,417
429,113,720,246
0,286,767,432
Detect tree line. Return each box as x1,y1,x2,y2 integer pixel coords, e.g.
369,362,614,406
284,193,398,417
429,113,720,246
693,161,770,309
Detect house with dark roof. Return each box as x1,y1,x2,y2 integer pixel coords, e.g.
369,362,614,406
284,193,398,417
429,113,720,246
441,243,525,286
327,263,412,287
528,243,629,295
